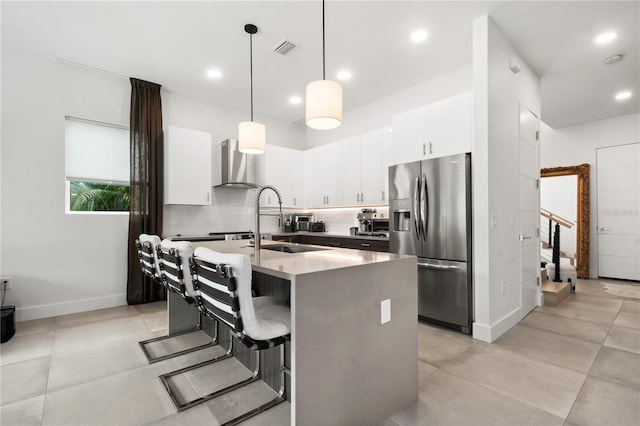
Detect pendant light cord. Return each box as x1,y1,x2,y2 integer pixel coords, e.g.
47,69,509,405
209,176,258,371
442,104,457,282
322,0,326,81
250,32,254,122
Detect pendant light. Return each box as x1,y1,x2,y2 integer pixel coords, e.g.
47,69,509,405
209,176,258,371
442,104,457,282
239,24,266,154
306,0,343,130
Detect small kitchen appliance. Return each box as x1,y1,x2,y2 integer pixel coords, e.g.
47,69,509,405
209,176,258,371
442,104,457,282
293,213,313,231
310,221,326,232
357,209,389,236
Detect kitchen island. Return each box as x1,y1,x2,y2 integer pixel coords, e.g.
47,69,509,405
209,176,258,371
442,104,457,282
178,239,417,425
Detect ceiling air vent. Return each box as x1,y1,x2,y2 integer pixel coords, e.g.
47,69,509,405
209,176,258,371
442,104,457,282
273,39,296,55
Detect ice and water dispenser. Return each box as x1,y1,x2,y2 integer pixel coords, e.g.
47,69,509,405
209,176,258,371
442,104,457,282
391,198,412,232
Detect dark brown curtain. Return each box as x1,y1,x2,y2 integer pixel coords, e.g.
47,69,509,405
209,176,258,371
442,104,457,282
127,78,165,304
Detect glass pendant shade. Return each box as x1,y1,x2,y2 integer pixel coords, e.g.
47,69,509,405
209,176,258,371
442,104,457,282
238,121,266,154
306,79,343,130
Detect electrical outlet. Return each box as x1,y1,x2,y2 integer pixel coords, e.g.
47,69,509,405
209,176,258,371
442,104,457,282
381,299,391,324
501,280,506,295
2,277,12,290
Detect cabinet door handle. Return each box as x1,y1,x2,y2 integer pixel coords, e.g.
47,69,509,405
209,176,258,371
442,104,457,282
361,192,364,203
357,193,360,203
207,192,210,202
382,190,385,201
293,197,296,206
429,141,433,155
327,196,329,204
360,243,371,247
423,142,426,156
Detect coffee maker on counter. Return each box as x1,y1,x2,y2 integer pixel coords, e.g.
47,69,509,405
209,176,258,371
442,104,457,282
356,209,389,236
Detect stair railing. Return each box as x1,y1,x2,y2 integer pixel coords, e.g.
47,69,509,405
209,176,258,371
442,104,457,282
540,208,576,282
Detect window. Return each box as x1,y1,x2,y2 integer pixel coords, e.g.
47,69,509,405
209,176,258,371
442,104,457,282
65,117,130,213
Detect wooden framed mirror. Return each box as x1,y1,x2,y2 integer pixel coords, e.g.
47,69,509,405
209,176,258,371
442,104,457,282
540,164,590,278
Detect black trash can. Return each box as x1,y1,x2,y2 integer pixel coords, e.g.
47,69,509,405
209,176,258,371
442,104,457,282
1,305,16,343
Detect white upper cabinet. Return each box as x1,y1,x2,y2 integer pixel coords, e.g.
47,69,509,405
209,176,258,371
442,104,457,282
305,142,343,207
261,145,304,207
392,91,472,165
341,128,392,205
341,135,362,205
164,125,212,205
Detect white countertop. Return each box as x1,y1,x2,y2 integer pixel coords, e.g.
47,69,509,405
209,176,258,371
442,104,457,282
193,239,411,280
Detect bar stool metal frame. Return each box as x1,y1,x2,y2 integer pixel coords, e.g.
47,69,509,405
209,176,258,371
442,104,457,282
159,248,290,425
135,236,215,363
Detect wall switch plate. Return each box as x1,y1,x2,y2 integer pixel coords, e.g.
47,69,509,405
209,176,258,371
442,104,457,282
381,299,391,324
491,215,498,229
501,280,506,295
508,214,515,228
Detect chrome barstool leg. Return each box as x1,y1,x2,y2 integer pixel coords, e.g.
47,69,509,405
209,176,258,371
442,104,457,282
220,344,289,426
160,332,260,412
139,312,215,364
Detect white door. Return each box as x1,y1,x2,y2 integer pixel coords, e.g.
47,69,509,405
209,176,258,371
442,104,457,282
519,106,541,314
597,143,640,281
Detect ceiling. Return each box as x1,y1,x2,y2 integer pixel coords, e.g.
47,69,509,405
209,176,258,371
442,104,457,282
2,1,638,129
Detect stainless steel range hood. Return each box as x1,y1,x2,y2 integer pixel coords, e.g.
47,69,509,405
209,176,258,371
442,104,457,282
213,139,258,188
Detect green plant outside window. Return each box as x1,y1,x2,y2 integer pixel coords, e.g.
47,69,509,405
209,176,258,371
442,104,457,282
69,181,130,212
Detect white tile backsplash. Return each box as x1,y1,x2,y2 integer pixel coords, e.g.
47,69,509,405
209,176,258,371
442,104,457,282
164,191,388,238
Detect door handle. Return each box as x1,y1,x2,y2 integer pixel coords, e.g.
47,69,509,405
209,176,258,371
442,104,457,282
413,177,421,240
598,227,609,232
418,262,461,271
519,235,532,241
420,174,428,240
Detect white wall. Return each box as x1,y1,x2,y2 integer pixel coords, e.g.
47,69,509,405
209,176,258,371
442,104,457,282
540,113,640,278
305,65,473,149
1,48,130,321
0,47,305,321
472,15,541,343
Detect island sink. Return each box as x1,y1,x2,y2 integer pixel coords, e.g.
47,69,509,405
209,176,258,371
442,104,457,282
261,244,329,254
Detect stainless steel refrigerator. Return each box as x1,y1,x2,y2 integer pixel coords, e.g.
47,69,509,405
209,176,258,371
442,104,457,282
389,153,472,334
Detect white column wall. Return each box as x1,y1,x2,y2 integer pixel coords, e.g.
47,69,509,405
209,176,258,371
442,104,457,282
472,15,541,342
540,113,640,278
1,48,131,321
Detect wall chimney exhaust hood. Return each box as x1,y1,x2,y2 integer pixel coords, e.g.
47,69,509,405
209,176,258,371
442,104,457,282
213,139,258,188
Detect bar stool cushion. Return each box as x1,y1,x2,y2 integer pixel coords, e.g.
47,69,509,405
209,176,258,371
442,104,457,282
138,234,162,279
193,247,290,341
159,239,197,298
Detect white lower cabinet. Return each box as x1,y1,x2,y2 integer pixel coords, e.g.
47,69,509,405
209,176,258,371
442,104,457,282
261,145,304,207
164,125,212,205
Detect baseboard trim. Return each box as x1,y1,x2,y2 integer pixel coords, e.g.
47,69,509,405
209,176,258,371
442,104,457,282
472,307,522,343
15,294,127,322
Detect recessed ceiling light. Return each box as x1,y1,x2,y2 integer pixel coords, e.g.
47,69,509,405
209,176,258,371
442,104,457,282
207,69,222,78
337,70,352,80
289,96,302,105
615,91,632,101
411,29,428,43
595,32,617,44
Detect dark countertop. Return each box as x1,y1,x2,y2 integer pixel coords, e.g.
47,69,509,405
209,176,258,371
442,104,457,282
273,232,389,242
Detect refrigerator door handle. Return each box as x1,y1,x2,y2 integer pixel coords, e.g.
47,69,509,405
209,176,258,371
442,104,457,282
417,261,461,271
421,174,428,241
414,176,421,240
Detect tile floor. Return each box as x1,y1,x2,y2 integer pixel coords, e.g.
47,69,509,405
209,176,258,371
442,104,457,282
1,278,639,425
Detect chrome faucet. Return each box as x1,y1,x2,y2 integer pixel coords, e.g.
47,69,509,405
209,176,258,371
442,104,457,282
254,185,284,259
